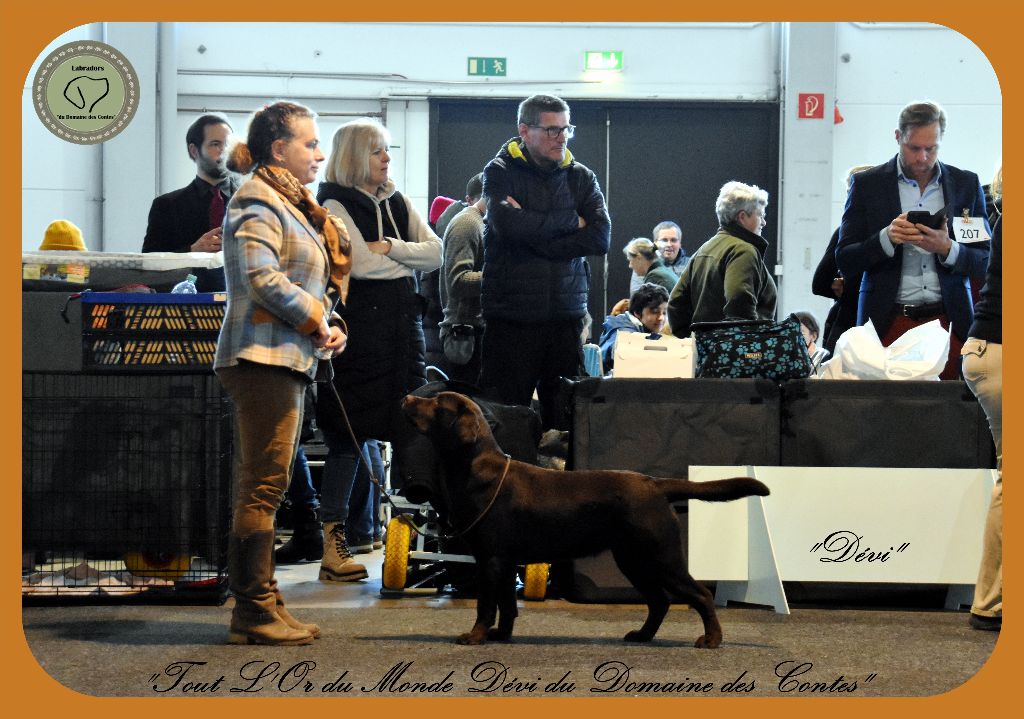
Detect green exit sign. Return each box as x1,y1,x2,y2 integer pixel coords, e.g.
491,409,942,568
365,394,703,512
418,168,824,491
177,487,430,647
584,51,624,71
467,57,507,77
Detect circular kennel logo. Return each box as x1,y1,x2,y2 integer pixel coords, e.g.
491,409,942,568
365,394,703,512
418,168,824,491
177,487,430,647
32,40,139,145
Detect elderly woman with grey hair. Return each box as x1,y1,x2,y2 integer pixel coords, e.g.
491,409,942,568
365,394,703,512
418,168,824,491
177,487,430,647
623,237,678,295
667,181,776,336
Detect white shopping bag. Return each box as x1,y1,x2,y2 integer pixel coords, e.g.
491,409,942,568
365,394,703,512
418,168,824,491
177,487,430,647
613,332,696,379
818,319,948,381
884,319,950,379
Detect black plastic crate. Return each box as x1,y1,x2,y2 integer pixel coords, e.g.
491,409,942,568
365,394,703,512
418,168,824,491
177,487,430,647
81,293,224,372
22,372,232,603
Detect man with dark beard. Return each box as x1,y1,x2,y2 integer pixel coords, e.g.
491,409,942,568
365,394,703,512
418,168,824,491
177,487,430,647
142,114,240,291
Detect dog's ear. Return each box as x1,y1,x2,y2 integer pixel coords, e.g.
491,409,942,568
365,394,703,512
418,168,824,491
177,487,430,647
452,396,484,445
432,392,487,446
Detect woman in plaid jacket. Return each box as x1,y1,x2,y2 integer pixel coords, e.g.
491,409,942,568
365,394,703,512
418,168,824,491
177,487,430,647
214,101,349,646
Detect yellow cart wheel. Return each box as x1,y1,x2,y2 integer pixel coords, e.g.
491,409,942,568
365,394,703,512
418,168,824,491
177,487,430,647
382,517,411,590
523,563,549,601
123,552,191,579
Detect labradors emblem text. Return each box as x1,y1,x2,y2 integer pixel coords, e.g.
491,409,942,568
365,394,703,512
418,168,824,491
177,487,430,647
32,40,139,145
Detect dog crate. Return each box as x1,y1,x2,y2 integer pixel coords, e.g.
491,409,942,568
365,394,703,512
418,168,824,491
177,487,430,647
81,292,225,372
22,372,232,603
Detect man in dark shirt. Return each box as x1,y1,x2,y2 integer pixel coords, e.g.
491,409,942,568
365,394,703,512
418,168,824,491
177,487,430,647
142,114,239,291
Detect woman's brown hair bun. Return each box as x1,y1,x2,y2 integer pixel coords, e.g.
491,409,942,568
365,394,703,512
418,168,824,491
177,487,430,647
227,140,255,174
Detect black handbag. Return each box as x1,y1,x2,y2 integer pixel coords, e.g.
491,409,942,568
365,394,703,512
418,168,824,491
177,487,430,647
692,314,812,382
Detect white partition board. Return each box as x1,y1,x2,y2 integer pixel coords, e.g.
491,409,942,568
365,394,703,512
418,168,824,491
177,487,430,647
689,466,996,585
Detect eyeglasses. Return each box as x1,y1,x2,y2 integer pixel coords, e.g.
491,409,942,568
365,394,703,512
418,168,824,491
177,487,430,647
529,124,576,139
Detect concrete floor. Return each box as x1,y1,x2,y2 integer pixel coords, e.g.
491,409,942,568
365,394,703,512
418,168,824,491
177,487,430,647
22,546,1000,698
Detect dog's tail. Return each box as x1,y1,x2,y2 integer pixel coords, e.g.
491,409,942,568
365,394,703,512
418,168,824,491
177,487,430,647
660,477,769,503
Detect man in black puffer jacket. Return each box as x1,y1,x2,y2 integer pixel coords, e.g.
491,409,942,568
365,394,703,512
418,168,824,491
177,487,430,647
479,94,611,429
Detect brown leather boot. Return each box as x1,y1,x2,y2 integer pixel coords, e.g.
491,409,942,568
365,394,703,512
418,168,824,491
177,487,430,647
274,588,321,639
228,532,313,646
228,611,314,645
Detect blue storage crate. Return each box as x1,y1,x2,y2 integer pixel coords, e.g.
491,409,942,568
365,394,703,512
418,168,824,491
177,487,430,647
81,292,225,372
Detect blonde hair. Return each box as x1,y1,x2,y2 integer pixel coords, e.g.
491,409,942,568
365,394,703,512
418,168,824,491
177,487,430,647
846,165,873,192
325,119,392,188
623,237,658,261
991,163,1003,201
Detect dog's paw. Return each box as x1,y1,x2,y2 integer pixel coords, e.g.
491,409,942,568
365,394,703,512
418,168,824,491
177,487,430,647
487,628,513,642
456,631,487,645
694,634,722,649
623,630,653,643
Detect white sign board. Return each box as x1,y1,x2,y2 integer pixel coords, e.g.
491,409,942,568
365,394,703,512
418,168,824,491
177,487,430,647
689,466,995,584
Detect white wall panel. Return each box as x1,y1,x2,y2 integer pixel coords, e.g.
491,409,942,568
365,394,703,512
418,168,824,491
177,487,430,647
173,22,779,101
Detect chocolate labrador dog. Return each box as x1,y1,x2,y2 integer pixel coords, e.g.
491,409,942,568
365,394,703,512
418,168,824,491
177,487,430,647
401,391,770,648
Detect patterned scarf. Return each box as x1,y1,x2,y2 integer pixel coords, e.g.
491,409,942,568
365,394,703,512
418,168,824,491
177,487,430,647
255,164,352,303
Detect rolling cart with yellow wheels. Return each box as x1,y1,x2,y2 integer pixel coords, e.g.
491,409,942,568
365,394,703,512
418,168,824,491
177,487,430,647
380,500,548,600
381,516,411,590
522,562,549,601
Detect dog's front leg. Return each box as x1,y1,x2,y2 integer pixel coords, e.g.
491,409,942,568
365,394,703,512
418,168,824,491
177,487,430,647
488,561,518,642
457,558,502,645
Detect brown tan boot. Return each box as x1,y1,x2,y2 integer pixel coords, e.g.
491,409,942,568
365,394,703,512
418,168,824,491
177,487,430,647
228,610,314,645
227,531,314,645
319,522,369,582
274,589,321,638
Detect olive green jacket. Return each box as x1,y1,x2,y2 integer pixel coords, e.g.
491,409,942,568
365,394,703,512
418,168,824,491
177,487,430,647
667,222,777,337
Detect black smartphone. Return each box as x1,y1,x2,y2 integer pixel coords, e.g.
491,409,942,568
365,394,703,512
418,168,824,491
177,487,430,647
906,210,947,229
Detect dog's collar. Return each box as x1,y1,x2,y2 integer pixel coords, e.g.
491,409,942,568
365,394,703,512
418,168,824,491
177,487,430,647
451,454,512,538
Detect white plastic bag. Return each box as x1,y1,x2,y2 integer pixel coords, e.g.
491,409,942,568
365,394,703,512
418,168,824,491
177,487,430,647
883,319,950,380
817,319,948,381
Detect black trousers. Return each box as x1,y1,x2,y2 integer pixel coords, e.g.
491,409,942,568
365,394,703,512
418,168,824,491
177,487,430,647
479,317,583,430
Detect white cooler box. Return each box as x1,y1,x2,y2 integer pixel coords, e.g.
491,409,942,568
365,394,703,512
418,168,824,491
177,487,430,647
613,332,696,378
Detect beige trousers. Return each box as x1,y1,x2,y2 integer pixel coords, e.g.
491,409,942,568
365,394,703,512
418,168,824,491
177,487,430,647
962,339,1002,617
218,362,306,618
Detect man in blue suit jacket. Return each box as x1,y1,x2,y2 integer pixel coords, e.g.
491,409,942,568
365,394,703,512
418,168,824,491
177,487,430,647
836,101,990,379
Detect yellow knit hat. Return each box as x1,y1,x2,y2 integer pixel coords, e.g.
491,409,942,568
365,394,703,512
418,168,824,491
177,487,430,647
40,220,87,251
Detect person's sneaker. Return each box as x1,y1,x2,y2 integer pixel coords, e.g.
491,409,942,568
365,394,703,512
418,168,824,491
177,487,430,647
969,613,1001,631
318,522,368,582
348,536,374,555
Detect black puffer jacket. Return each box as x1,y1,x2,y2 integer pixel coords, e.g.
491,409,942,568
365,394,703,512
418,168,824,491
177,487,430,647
481,138,610,322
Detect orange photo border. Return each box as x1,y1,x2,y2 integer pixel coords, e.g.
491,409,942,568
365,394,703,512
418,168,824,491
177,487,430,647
3,2,1014,716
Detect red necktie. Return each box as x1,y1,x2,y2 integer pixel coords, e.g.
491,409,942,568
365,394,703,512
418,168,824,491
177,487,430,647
208,188,226,230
